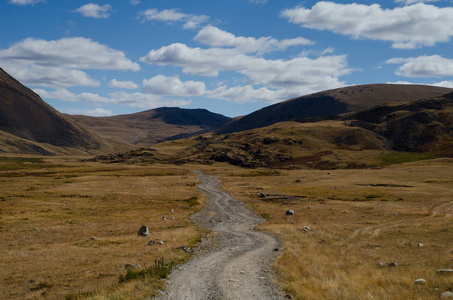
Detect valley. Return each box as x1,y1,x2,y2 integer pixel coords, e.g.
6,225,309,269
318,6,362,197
1,68,453,299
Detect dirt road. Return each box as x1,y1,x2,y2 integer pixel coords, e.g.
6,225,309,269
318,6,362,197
156,171,284,299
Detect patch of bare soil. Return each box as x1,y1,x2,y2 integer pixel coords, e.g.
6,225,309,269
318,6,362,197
155,171,285,299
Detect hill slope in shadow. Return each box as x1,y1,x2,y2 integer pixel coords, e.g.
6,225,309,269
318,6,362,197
216,84,453,134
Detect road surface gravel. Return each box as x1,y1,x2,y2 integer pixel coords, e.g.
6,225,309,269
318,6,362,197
155,171,285,300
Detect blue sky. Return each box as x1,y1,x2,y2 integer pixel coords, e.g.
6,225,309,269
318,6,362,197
1,0,453,117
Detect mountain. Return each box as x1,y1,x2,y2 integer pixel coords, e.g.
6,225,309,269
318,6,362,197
93,91,453,168
69,107,231,146
216,84,453,134
311,91,453,154
0,68,126,155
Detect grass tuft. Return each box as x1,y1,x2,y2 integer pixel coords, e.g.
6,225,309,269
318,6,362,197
118,258,174,284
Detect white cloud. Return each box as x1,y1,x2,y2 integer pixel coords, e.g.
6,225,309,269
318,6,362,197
130,0,141,5
140,43,349,92
431,80,453,88
33,88,78,102
281,2,453,49
9,0,45,5
395,0,439,4
194,26,313,54
206,85,300,104
143,75,205,96
34,88,191,110
139,8,209,29
0,37,139,88
84,108,113,116
249,0,268,4
387,55,453,77
108,79,138,89
108,91,191,109
73,3,113,19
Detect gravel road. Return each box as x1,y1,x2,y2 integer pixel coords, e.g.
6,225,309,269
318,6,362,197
155,171,285,300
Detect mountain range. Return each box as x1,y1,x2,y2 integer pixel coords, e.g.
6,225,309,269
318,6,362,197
1,67,452,161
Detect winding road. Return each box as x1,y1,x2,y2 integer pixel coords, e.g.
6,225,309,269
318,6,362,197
156,171,284,300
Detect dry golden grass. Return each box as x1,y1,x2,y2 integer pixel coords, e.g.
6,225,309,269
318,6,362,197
208,158,453,299
0,157,206,299
2,155,452,299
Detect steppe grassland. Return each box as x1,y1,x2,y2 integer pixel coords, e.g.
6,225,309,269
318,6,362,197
0,156,205,299
210,158,453,299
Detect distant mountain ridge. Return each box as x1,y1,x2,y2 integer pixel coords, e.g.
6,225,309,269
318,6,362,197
215,84,453,134
69,107,231,146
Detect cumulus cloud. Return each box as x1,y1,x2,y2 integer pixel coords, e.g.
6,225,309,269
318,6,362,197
9,0,45,5
431,80,453,88
108,79,138,89
73,3,113,18
281,2,453,49
130,0,140,5
139,8,209,29
0,37,139,88
143,75,205,96
194,26,313,54
84,108,113,116
206,85,301,104
140,43,349,92
387,55,453,77
34,88,191,110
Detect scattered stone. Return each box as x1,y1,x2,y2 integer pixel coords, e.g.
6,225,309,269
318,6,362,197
302,226,311,232
274,248,279,251
307,206,311,209
413,278,427,285
294,179,302,183
318,239,325,244
437,269,453,275
178,246,191,253
171,217,175,220
388,262,399,267
90,237,98,241
378,262,386,267
257,192,267,198
148,240,156,245
157,240,164,245
162,217,168,221
290,221,296,224
137,225,149,237
286,210,294,216
285,295,294,299
441,291,453,298
33,228,40,231
170,209,174,213
125,263,141,269
418,242,424,247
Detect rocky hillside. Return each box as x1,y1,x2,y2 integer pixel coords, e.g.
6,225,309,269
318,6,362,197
216,84,453,134
69,107,231,147
0,68,126,155
332,92,453,153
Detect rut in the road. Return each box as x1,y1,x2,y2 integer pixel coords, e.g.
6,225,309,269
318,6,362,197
155,171,284,300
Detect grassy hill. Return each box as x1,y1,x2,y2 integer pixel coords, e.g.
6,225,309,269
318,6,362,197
216,84,453,134
0,68,127,155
